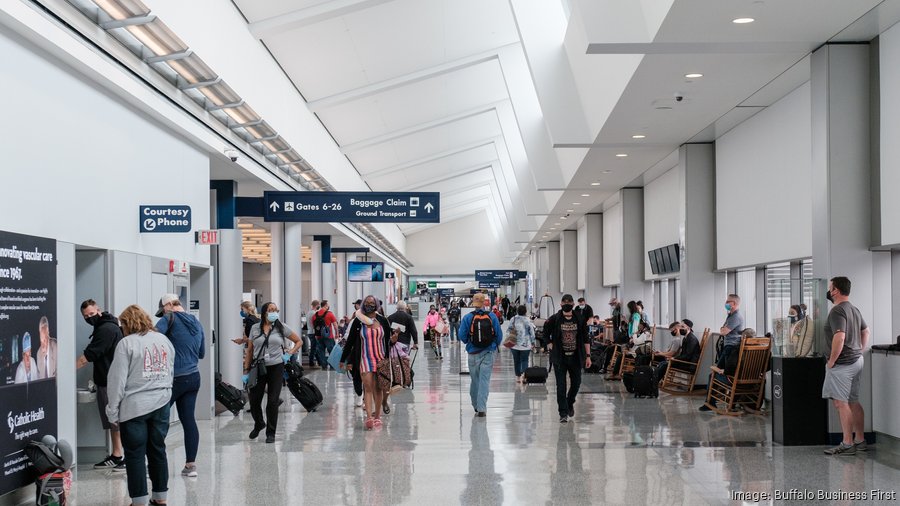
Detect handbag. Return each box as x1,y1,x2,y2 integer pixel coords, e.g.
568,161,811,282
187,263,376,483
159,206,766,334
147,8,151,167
247,328,273,390
503,320,519,349
376,357,392,392
389,344,412,392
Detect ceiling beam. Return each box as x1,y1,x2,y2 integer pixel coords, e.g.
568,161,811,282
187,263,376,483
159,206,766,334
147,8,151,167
307,43,520,112
401,207,488,235
400,163,497,192
586,41,814,54
357,137,501,179
248,0,397,39
340,100,508,153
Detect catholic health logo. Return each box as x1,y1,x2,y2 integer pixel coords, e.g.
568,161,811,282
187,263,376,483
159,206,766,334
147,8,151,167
7,408,45,434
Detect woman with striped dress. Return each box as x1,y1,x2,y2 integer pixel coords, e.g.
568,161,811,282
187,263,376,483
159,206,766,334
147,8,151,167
341,295,396,430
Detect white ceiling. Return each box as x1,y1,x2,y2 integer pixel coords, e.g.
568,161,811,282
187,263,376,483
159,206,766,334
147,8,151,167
230,0,900,263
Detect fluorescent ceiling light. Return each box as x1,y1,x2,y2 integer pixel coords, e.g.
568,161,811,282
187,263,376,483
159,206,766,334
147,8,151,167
92,0,150,21
581,194,590,197
565,209,573,213
632,134,646,139
616,153,628,158
572,202,581,205
124,19,186,57
732,17,754,24
591,182,601,186
684,73,703,79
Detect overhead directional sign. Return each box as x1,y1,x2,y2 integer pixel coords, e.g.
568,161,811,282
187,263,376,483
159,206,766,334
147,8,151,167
264,191,440,223
475,270,521,282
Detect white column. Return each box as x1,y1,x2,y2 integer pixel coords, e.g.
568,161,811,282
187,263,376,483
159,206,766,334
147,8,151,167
811,43,875,434
560,230,578,295
335,252,347,319
284,223,303,333
310,237,322,301
270,223,284,306
217,228,243,386
620,188,648,306
548,240,561,302
582,214,610,310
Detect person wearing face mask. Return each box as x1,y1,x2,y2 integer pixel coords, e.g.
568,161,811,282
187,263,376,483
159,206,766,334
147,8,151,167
76,298,126,471
544,294,591,423
232,301,260,347
655,320,700,386
243,302,302,443
822,277,870,456
424,305,442,359
573,297,594,324
788,304,814,357
341,295,396,430
699,295,744,412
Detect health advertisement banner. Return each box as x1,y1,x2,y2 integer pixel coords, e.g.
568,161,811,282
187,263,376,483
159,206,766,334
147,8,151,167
0,231,58,495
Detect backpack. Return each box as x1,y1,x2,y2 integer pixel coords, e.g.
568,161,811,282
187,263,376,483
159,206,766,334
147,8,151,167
469,311,495,348
313,311,330,339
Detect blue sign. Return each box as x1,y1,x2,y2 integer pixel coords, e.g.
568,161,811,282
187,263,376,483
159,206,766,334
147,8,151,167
436,288,455,298
479,281,500,289
475,270,519,282
264,191,440,223
139,205,191,233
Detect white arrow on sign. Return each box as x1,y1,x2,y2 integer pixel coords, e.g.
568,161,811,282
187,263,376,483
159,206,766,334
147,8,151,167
270,201,280,212
424,202,434,213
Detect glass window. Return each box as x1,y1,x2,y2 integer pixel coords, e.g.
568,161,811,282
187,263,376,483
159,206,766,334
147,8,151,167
765,263,791,354
735,268,757,331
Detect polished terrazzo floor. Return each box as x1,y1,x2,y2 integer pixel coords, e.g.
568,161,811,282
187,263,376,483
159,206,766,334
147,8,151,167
69,340,900,505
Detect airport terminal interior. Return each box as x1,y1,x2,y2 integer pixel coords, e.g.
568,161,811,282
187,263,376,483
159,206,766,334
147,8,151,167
3,0,900,504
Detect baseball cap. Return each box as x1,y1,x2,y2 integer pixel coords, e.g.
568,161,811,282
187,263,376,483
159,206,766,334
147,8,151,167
156,293,180,317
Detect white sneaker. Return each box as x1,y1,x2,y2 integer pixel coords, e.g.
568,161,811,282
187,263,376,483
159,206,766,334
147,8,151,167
355,395,363,407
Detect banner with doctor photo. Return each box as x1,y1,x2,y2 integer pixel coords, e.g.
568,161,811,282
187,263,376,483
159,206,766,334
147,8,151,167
0,230,58,495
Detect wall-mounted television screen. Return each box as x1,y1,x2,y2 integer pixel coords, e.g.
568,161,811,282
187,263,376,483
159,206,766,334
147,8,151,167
667,244,680,272
648,250,660,275
659,247,673,273
348,261,384,282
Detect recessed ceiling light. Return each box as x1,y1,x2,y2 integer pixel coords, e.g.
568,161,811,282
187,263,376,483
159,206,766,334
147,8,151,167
732,17,754,24
561,216,567,220
581,194,590,197
554,223,560,226
632,134,646,139
572,202,581,206
616,153,628,157
684,73,703,79
565,209,573,213
591,182,601,186
550,227,556,230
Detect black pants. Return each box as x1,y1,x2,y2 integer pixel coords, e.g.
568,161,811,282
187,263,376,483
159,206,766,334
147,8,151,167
553,354,583,416
249,362,284,438
351,363,363,397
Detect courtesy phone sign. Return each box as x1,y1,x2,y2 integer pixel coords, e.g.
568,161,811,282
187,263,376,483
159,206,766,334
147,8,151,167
0,230,58,495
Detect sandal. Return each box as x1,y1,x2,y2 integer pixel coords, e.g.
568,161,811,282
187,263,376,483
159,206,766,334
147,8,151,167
365,417,375,430
373,418,383,428
382,404,391,415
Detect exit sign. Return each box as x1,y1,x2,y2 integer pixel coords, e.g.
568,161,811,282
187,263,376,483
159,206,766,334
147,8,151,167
195,229,220,245
427,281,438,288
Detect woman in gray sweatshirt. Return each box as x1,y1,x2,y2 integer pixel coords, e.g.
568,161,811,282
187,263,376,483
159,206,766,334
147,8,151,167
106,304,175,506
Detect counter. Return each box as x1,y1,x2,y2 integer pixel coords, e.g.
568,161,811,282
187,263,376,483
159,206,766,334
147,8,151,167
871,349,900,439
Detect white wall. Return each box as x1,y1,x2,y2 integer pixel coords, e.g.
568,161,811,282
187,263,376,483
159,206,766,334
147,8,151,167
0,28,210,265
643,166,680,279
715,82,812,269
577,220,588,289
603,203,623,285
878,24,900,246
405,212,515,275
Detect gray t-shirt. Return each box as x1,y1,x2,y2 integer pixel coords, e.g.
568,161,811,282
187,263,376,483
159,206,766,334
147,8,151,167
723,310,745,347
249,322,296,366
824,301,867,365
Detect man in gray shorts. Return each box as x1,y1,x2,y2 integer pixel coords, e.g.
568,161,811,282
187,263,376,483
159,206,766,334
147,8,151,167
821,276,870,456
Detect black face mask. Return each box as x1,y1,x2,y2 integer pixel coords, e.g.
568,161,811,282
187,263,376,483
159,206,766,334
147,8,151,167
670,331,677,337
826,290,834,303
84,314,101,327
363,303,378,314
789,315,797,323
679,328,687,336
561,304,574,313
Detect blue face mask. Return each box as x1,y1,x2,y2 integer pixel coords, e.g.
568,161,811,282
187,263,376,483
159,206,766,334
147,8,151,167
267,312,279,323
240,310,247,318
725,304,732,312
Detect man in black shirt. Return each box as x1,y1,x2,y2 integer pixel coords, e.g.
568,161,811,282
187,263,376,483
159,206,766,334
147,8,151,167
76,299,125,471
573,297,594,323
544,294,591,423
388,301,418,350
447,301,462,342
656,319,701,385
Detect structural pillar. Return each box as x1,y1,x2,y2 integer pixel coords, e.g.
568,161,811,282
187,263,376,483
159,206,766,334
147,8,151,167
310,236,322,301
581,214,610,312
620,188,648,308
548,240,561,304
211,180,243,386
560,230,578,296
335,252,347,319
315,235,334,303
810,42,874,436
270,223,284,307
284,223,303,333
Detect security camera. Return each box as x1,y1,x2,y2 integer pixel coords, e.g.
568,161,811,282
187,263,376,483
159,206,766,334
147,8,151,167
674,93,684,102
224,148,238,162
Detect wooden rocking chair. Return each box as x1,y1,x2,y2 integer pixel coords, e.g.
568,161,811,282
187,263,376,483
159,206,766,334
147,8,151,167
659,329,711,396
703,337,772,415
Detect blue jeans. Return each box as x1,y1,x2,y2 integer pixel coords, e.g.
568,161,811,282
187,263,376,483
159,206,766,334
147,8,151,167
511,348,531,376
468,350,496,412
120,404,170,505
308,335,320,366
170,371,200,463
315,337,336,369
449,321,460,341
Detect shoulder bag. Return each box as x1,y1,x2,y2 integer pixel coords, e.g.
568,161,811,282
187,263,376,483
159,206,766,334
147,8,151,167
246,327,273,390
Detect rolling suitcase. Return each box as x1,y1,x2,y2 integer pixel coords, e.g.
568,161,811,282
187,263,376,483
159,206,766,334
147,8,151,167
284,361,323,412
214,373,246,416
525,353,549,384
633,365,658,398
622,371,635,393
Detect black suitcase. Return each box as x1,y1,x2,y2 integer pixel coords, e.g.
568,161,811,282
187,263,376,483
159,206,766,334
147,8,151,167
525,353,549,384
633,365,658,398
214,373,246,416
284,361,323,412
622,371,635,393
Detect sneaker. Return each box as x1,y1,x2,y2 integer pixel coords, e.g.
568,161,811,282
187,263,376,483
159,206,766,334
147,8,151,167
265,436,275,444
111,461,127,473
355,395,364,408
853,440,868,452
93,455,122,469
476,411,486,418
698,404,712,412
249,424,264,440
568,406,575,418
559,416,568,423
181,464,198,477
824,443,857,456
